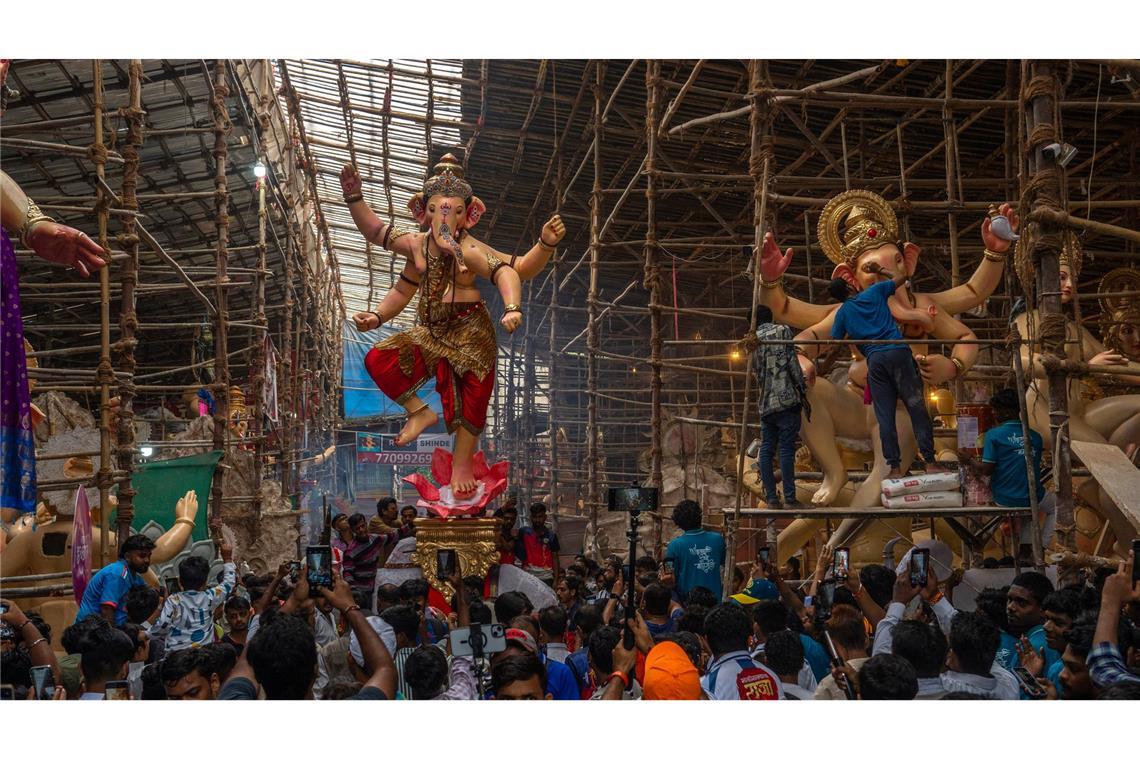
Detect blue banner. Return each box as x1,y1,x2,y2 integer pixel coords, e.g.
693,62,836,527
342,320,444,419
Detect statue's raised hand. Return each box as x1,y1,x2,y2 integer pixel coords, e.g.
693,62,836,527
501,311,523,334
981,202,1019,253
25,222,106,278
541,215,566,247
340,163,363,197
352,311,380,332
174,490,199,522
759,231,793,283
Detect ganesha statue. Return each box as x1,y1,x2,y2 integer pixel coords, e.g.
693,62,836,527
339,154,565,506
758,190,1014,508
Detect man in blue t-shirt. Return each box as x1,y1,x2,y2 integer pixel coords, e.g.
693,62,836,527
964,389,1056,552
75,534,156,625
664,499,726,601
820,264,942,479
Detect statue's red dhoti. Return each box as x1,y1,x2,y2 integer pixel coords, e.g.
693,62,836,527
363,282,497,436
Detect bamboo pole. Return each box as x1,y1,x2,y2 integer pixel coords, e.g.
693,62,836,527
112,60,144,544
91,61,113,569
944,60,961,286
1023,60,1075,551
645,60,665,556
726,59,772,599
548,123,563,520
586,62,604,558
209,60,232,528
251,152,269,519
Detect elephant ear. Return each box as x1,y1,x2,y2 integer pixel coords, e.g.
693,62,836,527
902,241,922,277
407,193,427,226
832,263,861,293
465,196,486,228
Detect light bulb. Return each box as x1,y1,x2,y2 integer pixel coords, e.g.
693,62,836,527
730,350,741,361
140,445,154,458
253,161,267,179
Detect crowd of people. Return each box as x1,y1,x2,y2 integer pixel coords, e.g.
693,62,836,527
2,496,1137,701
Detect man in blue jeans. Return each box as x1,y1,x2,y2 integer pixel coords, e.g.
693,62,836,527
751,305,808,507
815,263,943,479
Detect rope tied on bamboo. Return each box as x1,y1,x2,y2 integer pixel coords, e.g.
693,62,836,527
1038,313,1068,355
87,142,109,166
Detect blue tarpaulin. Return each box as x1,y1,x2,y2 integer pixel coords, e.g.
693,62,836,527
342,320,444,419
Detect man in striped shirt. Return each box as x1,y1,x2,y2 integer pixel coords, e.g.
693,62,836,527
149,536,236,652
343,513,413,609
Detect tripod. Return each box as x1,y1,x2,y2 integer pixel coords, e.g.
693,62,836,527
622,507,642,649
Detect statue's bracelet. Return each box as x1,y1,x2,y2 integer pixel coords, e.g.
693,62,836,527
983,247,1005,262
343,193,364,204
950,357,966,377
537,238,556,252
175,517,195,528
504,304,523,315
760,276,784,290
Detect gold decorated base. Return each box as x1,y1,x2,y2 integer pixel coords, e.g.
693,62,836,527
411,518,499,596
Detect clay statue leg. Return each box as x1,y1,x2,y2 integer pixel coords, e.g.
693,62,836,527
396,398,439,447
452,427,479,497
799,382,848,506
364,346,439,446
851,405,917,508
1083,395,1140,450
440,365,495,498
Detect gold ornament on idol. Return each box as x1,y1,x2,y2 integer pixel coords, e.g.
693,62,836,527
817,189,900,267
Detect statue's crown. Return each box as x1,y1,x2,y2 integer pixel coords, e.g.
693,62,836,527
423,153,473,199
1060,230,1084,279
818,190,900,266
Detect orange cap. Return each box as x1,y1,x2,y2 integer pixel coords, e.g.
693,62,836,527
642,642,701,700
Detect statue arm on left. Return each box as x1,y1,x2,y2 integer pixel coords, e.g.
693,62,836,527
1,170,108,277
151,490,200,564
351,260,420,332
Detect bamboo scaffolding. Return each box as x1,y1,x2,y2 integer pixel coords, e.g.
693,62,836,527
725,60,772,598
1024,60,1076,552
586,62,604,556
209,60,232,526
91,61,113,568
645,60,665,555
111,60,144,543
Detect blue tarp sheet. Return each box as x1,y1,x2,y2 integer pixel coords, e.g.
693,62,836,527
342,320,444,419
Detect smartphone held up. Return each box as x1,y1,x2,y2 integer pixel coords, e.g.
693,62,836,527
909,548,930,588
306,545,333,597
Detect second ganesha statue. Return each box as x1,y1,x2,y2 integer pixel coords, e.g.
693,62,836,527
756,189,1014,508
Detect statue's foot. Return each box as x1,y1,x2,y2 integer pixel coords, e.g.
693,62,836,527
395,406,438,446
452,461,478,497
811,473,848,506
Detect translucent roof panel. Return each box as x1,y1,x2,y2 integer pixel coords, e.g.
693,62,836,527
281,59,463,322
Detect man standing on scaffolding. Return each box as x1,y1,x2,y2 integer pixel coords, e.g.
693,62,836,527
822,262,946,481
752,305,809,508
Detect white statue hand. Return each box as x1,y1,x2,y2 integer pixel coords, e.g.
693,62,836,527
175,490,199,522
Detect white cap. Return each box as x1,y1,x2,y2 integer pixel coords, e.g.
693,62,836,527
348,616,398,669
895,539,955,579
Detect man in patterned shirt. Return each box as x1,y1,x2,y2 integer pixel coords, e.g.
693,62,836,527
148,535,236,652
1088,552,1140,690
750,304,809,508
343,513,414,610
